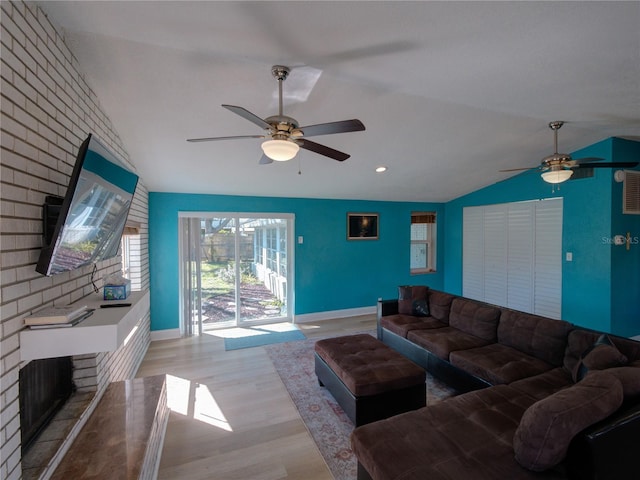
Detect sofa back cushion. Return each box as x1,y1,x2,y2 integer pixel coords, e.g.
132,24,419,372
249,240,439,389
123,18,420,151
564,329,640,376
426,290,455,323
448,298,500,341
497,310,572,366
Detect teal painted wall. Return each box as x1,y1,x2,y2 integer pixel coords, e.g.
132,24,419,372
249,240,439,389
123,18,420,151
444,137,640,336
149,138,639,336
609,139,640,337
149,193,444,331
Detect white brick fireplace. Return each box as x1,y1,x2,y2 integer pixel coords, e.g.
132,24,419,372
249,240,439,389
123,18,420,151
1,2,151,479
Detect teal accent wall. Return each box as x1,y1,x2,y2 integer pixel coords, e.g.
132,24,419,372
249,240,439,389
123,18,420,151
149,138,639,336
444,137,640,336
609,139,640,337
149,193,444,331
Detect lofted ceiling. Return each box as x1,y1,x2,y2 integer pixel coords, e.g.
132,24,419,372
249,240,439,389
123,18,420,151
38,1,640,202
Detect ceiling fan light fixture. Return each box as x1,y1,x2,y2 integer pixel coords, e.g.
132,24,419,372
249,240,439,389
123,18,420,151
261,139,299,161
541,168,573,184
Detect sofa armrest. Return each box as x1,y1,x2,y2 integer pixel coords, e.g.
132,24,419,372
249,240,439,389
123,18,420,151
377,298,399,318
565,402,640,480
376,299,398,339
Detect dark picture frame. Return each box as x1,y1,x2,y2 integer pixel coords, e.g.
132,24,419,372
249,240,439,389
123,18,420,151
347,213,379,240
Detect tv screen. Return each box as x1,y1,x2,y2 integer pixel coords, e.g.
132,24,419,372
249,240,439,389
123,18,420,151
36,134,139,276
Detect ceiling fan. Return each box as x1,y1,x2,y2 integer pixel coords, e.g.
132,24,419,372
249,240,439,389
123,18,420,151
501,121,638,184
187,65,365,164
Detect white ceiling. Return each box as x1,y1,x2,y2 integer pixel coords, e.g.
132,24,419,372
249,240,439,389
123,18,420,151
38,1,640,202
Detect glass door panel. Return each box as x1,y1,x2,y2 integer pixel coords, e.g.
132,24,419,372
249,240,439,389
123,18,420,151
200,217,237,330
180,214,293,334
238,218,288,325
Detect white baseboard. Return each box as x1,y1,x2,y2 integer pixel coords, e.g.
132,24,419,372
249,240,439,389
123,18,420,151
150,328,181,342
631,334,640,341
295,306,376,324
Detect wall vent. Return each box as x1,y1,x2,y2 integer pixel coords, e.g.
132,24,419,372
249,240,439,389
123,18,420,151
623,170,640,214
570,167,594,180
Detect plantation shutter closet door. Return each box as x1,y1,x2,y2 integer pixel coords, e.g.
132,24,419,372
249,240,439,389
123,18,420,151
462,207,484,300
533,200,563,318
462,198,563,319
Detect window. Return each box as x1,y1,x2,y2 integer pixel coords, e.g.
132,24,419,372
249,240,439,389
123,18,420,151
121,234,131,279
255,230,264,264
120,222,141,284
410,212,436,273
278,226,287,277
266,228,277,271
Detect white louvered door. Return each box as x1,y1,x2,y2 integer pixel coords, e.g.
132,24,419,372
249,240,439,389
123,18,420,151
533,199,563,318
463,198,562,319
507,202,534,313
462,206,484,301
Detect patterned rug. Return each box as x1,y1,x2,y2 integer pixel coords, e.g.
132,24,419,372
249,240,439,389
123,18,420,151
265,334,457,480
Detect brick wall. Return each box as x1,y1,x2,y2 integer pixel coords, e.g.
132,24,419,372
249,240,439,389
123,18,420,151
1,2,151,479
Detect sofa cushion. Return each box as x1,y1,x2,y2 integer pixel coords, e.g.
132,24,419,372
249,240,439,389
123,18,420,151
427,290,456,323
513,371,623,472
449,298,500,341
564,329,640,376
352,385,552,480
408,327,493,361
497,310,572,366
380,314,447,338
314,334,425,397
508,368,573,401
572,334,628,382
398,285,429,316
450,343,555,385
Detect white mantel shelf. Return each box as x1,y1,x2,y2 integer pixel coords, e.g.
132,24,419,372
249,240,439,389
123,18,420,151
20,290,150,362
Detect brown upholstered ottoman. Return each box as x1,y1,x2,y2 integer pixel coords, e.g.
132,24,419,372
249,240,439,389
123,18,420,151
314,334,426,426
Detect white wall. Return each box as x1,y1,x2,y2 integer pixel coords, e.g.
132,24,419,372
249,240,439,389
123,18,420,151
1,2,150,479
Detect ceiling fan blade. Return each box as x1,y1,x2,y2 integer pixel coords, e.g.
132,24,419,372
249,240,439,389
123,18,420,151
499,166,536,172
572,157,604,164
259,154,273,165
297,139,350,161
187,134,265,143
575,161,639,169
222,104,272,130
299,119,365,137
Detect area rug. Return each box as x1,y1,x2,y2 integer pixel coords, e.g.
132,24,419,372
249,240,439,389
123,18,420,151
265,334,457,480
221,324,306,351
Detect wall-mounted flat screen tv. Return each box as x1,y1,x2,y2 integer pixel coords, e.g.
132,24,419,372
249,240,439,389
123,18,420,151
36,134,139,276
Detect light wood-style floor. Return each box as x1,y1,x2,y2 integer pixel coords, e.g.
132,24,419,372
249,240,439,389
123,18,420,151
136,315,376,480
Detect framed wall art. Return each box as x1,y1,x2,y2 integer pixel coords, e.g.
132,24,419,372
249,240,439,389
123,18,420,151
347,213,379,240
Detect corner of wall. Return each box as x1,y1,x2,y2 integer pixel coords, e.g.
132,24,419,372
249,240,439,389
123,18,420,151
609,139,640,336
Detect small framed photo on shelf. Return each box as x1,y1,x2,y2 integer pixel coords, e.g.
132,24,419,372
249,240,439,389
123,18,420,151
347,213,379,240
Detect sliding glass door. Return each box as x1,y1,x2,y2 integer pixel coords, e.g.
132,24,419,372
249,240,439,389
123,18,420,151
179,213,293,334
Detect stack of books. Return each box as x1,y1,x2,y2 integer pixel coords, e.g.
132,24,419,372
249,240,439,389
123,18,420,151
24,305,94,329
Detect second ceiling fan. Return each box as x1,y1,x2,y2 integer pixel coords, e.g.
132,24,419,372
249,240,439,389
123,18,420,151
501,121,638,184
187,65,365,164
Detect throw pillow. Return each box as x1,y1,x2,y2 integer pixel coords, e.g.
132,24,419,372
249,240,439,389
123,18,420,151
412,298,430,317
398,285,429,316
572,334,628,383
513,371,623,472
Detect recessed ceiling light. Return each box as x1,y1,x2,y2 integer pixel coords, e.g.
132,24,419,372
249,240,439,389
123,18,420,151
375,166,388,173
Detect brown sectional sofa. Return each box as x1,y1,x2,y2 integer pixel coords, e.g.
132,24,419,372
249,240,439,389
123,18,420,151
351,288,640,480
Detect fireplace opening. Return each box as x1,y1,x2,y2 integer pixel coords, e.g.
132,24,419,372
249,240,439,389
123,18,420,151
19,357,75,454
